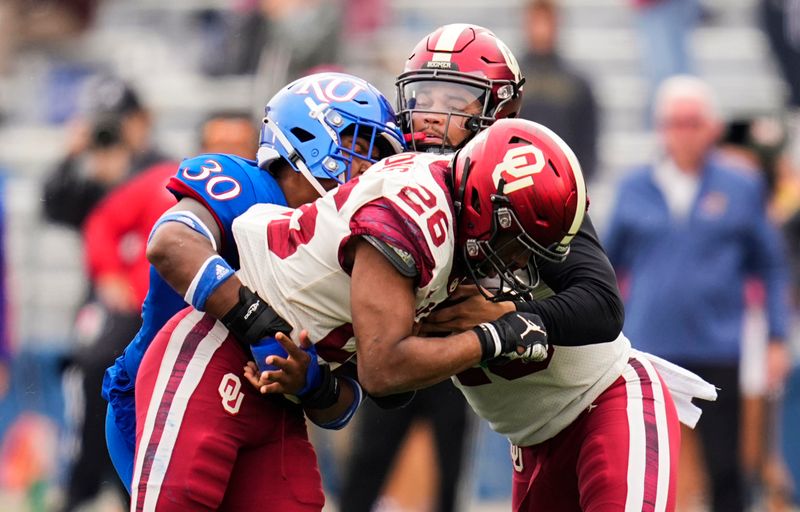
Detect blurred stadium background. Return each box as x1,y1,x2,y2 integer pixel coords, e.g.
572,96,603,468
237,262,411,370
0,0,796,511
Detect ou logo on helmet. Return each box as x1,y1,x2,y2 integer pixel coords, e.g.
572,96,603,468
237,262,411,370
492,145,545,194
294,76,366,103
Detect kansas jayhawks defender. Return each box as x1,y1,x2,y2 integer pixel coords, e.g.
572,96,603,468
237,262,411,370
101,71,404,494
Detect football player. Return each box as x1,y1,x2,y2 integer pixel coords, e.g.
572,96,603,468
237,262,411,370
133,117,583,511
101,71,404,493
260,24,715,512
389,24,714,511
338,24,526,512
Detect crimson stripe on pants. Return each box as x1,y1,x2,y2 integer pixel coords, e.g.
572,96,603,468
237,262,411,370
629,357,660,512
133,312,216,511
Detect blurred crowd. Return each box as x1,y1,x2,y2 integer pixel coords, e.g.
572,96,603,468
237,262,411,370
0,0,799,511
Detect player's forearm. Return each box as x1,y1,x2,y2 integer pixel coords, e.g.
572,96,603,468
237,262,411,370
147,222,241,318
357,330,482,396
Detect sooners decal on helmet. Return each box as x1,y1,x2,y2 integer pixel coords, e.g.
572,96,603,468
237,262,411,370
430,23,473,61
492,145,545,194
293,75,366,103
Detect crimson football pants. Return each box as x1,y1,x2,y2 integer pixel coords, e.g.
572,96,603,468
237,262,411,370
131,308,324,512
511,355,681,512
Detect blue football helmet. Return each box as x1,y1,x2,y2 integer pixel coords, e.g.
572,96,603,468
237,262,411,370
257,72,405,195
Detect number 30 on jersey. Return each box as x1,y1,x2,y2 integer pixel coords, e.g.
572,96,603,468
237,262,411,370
181,159,242,201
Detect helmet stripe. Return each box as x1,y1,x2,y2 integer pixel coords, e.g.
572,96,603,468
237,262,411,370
431,23,472,61
533,122,587,247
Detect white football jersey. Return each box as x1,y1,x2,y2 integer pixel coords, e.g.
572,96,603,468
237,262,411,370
452,283,632,447
232,152,458,364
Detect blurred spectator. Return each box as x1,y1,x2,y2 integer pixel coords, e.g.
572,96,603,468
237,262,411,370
202,0,343,90
0,0,99,74
518,0,599,182
196,109,258,157
57,132,148,512
255,0,343,94
760,0,800,111
719,115,799,511
41,75,169,512
720,116,800,222
342,0,390,40
57,109,258,511
196,3,271,77
630,0,701,124
42,74,168,229
604,75,792,512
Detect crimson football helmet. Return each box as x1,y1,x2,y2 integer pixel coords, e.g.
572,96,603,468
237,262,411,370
452,118,588,299
396,24,524,153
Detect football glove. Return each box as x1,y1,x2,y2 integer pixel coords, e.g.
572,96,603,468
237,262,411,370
474,311,548,363
222,286,292,345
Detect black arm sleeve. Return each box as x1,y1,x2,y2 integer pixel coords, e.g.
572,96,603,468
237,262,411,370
42,156,107,229
514,214,624,346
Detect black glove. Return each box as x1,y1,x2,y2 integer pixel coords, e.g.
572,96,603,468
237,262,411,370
473,311,548,363
221,286,292,345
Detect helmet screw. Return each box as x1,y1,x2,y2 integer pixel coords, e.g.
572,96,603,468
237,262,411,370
498,208,512,229
324,158,338,171
326,110,344,126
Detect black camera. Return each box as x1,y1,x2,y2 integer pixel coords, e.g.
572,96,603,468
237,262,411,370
90,114,123,148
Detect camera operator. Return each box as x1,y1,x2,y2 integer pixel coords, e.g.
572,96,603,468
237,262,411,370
40,74,169,511
42,74,168,228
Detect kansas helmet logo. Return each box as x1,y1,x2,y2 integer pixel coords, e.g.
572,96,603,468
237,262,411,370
294,76,366,103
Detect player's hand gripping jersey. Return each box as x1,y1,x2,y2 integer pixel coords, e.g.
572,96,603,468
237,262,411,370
233,152,458,364
455,282,633,446
102,154,287,445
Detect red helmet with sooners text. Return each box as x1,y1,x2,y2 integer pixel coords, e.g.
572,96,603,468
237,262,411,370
452,118,588,297
396,24,525,153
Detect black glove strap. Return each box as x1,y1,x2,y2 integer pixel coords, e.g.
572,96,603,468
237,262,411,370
473,323,503,361
299,364,340,409
221,286,291,345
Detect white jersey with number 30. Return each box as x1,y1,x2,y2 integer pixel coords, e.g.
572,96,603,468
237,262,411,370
232,152,458,364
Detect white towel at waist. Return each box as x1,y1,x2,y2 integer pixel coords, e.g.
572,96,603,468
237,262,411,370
631,349,718,429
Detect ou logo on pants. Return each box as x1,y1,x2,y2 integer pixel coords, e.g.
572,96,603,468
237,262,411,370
219,373,245,415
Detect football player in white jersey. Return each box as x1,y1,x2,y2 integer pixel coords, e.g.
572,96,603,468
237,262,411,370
338,23,527,512
248,23,717,512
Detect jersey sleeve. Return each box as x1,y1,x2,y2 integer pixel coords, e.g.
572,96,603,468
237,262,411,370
349,199,436,286
515,215,625,346
167,154,264,254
